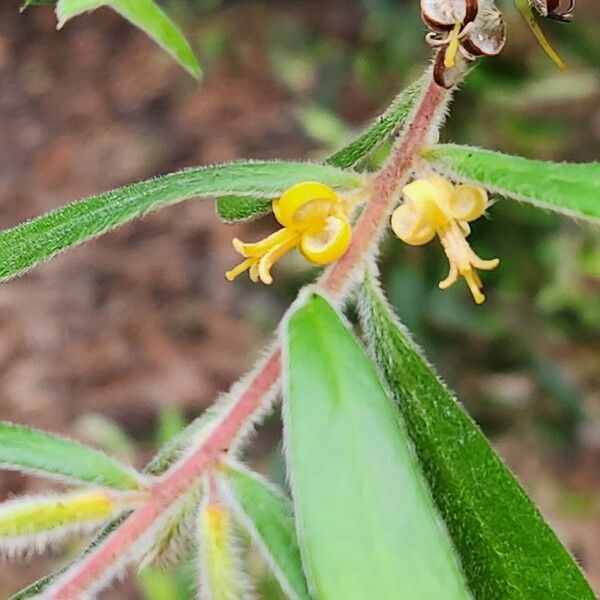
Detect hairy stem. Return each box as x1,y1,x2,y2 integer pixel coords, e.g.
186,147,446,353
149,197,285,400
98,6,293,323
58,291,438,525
321,77,447,297
45,77,448,600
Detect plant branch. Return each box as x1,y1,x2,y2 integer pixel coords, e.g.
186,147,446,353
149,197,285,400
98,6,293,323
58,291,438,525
44,77,449,600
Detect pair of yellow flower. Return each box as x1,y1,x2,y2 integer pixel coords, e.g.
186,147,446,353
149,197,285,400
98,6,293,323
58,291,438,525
226,176,498,305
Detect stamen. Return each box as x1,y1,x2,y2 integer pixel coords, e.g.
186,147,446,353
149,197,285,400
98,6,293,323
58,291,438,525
232,228,295,258
439,262,459,289
444,22,462,68
225,258,256,282
437,222,499,304
249,262,260,283
464,270,486,304
258,233,301,285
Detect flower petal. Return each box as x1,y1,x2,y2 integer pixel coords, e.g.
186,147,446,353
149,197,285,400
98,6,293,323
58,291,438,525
450,184,488,221
300,216,352,265
273,182,338,230
391,203,436,246
421,0,478,30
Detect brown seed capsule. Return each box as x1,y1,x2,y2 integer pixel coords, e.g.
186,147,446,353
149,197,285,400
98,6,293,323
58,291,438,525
530,0,574,22
433,48,471,88
461,4,507,57
421,0,479,31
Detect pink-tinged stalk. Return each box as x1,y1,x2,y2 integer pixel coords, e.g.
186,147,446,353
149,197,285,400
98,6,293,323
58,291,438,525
46,78,447,600
46,350,281,599
322,78,446,296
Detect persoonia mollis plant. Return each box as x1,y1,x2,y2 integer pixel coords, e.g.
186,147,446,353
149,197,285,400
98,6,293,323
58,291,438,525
1,0,597,599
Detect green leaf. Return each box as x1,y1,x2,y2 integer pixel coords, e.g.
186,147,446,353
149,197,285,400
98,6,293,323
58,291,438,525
423,144,600,222
358,275,595,599
9,513,129,600
0,161,361,283
216,73,426,222
221,461,310,600
9,573,56,600
282,293,469,600
110,0,201,79
55,0,104,23
0,422,142,490
325,75,424,170
216,195,273,223
56,0,201,78
0,490,118,554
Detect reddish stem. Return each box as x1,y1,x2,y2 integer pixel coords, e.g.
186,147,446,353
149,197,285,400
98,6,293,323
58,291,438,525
46,78,447,599
322,78,446,296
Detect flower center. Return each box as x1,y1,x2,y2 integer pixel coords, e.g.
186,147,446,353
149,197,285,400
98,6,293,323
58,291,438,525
226,182,352,285
391,176,499,304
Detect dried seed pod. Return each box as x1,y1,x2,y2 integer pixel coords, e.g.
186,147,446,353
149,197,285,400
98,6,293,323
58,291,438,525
433,49,471,88
462,3,507,57
530,0,574,22
421,0,478,30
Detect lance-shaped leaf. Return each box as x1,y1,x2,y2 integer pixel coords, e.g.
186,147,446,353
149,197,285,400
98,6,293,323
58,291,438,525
11,403,228,597
0,161,361,283
9,513,129,600
0,490,125,558
216,73,427,223
423,144,600,222
358,275,595,599
220,460,310,600
198,494,253,600
56,0,201,78
216,195,273,224
0,422,143,490
282,293,469,599
325,75,425,170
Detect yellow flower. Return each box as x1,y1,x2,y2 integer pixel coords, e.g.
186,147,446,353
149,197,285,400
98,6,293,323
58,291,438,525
391,176,499,304
226,181,352,285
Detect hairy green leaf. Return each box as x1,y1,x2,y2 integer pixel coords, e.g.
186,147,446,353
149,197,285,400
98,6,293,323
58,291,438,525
0,490,122,558
9,513,128,600
56,0,201,78
216,195,273,224
222,461,310,600
358,275,595,599
9,573,55,600
325,75,424,170
56,0,104,22
215,73,426,222
0,422,142,490
110,0,201,79
283,293,469,600
0,161,361,283
424,144,600,222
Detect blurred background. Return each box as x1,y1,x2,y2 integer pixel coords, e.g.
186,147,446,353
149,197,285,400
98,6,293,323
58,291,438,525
0,0,598,597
